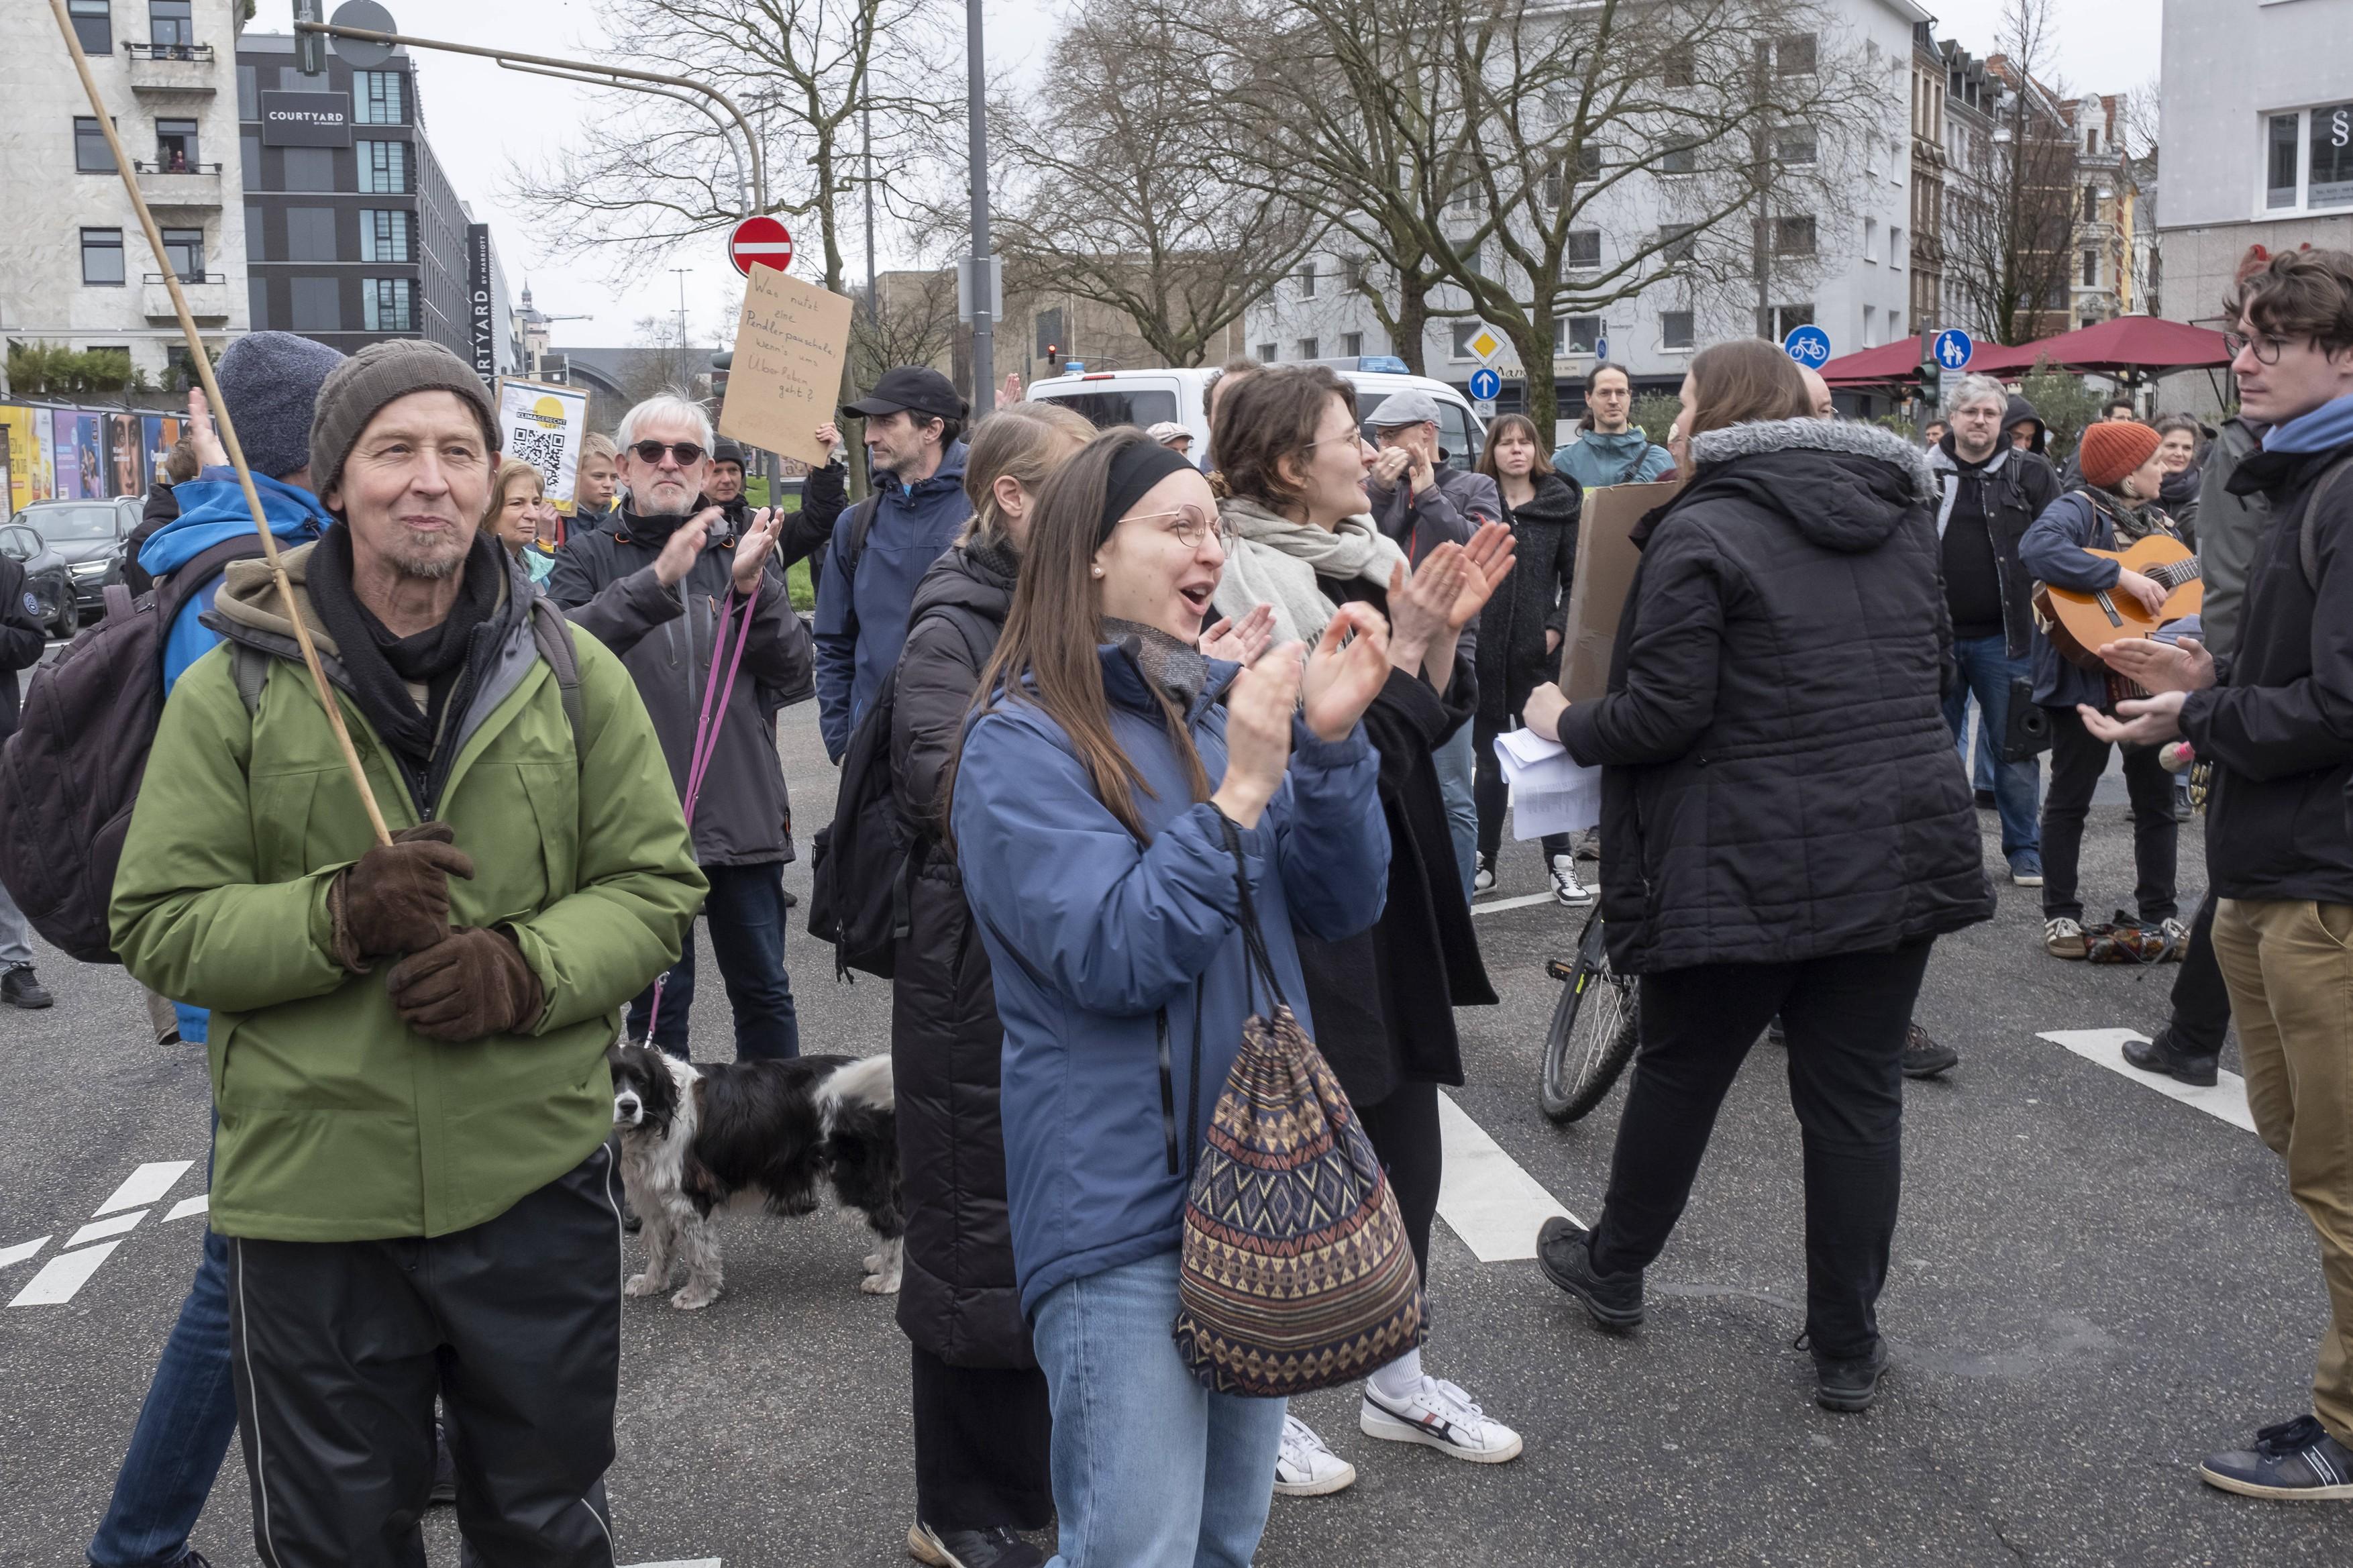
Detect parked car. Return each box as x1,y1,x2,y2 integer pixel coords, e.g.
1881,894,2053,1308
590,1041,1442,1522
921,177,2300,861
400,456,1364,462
1027,358,1491,472
15,499,130,624
0,522,81,641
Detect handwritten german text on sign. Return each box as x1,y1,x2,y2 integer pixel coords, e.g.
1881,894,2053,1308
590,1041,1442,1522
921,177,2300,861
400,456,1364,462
717,268,855,468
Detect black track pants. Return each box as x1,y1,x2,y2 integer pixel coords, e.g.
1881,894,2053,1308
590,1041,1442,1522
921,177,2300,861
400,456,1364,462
225,1145,624,1568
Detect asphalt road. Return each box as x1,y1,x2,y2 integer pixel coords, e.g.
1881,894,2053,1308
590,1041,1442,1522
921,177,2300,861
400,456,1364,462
5,700,2351,1567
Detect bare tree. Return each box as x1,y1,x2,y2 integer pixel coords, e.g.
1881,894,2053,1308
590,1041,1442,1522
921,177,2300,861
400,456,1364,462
1943,0,2080,344
988,5,1319,368
1193,0,1887,432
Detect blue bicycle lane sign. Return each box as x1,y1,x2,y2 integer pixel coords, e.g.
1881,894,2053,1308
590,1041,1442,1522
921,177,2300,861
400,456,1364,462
1782,324,1832,368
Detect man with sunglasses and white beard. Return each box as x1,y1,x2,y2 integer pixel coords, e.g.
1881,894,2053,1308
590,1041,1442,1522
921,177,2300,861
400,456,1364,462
548,395,813,1061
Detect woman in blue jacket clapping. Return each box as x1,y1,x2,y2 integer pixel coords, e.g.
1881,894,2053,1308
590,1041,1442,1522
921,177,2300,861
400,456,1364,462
949,427,1394,1567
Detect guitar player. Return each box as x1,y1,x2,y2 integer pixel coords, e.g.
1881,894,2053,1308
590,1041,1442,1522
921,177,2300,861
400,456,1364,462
2018,419,2187,961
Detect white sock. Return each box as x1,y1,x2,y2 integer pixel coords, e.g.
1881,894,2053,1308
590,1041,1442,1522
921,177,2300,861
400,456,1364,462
1369,1349,1424,1403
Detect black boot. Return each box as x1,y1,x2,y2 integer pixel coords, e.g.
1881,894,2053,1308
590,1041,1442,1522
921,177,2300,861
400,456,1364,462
2,965,53,1008
1535,1216,1644,1332
2123,1026,2219,1088
1811,1338,1889,1413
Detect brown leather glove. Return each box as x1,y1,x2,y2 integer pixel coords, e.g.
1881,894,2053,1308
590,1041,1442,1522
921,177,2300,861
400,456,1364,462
384,927,544,1043
329,822,476,972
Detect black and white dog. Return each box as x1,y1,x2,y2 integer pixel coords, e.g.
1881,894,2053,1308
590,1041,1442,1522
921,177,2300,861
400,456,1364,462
607,1042,903,1310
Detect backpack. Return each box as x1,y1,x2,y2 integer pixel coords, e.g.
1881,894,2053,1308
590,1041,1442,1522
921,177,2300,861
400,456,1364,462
0,537,260,963
2294,449,2353,591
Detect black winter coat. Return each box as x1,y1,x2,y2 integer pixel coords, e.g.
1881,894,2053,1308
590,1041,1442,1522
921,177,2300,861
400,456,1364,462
1296,575,1496,1106
0,556,48,739
1475,472,1579,731
888,541,1035,1369
1559,418,1993,974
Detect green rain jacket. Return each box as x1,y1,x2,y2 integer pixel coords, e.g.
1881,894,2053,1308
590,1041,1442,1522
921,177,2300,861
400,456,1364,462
111,542,707,1242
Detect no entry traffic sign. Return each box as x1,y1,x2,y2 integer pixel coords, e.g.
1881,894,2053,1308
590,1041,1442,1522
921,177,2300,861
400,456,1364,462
727,215,794,277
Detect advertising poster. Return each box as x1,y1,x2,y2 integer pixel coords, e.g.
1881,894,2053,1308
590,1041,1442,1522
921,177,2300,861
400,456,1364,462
109,414,142,499
496,378,592,515
0,407,40,514
73,413,105,500
32,409,58,502
52,411,83,501
144,415,185,491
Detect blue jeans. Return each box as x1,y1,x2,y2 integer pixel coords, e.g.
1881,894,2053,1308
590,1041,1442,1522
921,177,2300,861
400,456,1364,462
1432,722,1478,900
1942,635,2040,868
89,1127,238,1568
627,860,800,1061
1029,1251,1286,1568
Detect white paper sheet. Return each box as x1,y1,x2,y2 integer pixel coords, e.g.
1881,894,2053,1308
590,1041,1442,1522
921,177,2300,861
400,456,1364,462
1492,730,1602,839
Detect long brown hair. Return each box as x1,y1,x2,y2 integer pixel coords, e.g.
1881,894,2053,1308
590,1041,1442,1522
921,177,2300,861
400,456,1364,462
945,427,1210,843
960,403,1095,551
1476,413,1555,485
1212,364,1355,513
1683,339,1811,439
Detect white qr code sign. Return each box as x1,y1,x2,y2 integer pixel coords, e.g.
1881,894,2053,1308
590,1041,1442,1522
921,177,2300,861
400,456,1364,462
496,378,592,513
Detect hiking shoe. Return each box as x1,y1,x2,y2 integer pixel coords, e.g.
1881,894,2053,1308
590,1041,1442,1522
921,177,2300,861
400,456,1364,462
908,1522,1047,1568
1360,1376,1523,1463
1273,1413,1357,1496
1535,1215,1643,1332
2,965,52,1009
1575,829,1601,862
1810,1338,1889,1413
2198,1415,2353,1501
1473,853,1496,895
2123,1026,2219,1087
2158,917,2191,961
1901,1024,1959,1080
2044,917,2088,959
1549,854,1592,906
2009,859,2044,888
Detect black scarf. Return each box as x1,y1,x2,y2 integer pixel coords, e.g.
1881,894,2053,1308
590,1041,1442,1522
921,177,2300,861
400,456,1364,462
2160,462,2202,512
1104,617,1206,708
308,527,506,807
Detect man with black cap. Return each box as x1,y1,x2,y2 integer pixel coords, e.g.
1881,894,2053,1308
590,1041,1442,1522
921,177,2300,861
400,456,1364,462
815,365,970,762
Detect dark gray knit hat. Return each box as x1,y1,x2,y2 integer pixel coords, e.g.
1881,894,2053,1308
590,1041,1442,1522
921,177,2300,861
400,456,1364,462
216,331,346,481
309,338,500,503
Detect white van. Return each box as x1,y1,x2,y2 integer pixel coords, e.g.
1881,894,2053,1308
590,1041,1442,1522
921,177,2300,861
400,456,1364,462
1027,359,1491,472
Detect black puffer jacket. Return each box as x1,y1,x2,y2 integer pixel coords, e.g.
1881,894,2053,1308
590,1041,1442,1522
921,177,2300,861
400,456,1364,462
888,539,1034,1369
1559,418,1993,974
1475,471,1579,730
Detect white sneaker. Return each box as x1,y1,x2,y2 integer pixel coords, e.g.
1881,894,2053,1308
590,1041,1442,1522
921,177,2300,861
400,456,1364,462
1360,1376,1524,1464
1472,854,1496,895
1273,1413,1357,1496
1549,854,1592,906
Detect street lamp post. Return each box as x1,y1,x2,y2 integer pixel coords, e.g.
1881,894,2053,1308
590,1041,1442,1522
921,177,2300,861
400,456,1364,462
965,0,992,404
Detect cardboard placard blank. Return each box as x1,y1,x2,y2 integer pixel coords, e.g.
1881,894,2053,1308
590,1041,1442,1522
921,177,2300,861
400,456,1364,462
1559,478,1684,704
716,268,856,468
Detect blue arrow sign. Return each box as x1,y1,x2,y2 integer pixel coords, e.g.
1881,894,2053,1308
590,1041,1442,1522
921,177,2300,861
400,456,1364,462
1932,328,1975,372
1467,366,1502,401
1782,324,1832,368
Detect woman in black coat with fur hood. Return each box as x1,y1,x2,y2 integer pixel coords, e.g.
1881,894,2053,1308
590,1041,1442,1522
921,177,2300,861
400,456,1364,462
1523,339,1993,1416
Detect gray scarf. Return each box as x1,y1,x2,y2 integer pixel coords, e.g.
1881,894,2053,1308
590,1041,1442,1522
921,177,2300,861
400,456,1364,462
1103,617,1207,708
1211,495,1410,644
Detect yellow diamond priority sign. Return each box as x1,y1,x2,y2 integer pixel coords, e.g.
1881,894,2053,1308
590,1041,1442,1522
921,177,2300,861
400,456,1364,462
1467,326,1506,364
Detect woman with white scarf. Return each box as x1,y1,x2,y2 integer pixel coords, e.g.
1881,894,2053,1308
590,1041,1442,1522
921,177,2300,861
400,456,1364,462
1209,365,1523,1494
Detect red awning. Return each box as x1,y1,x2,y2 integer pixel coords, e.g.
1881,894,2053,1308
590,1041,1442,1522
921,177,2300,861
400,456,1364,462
1967,316,2234,376
1818,340,1926,387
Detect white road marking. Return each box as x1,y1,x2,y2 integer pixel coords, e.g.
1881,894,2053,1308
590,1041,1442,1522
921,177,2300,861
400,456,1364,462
1434,1090,1579,1262
2037,1029,2254,1133
93,1161,194,1216
66,1209,148,1247
164,1195,209,1222
9,1241,127,1306
0,1237,50,1269
625,1560,721,1567
1471,892,1560,917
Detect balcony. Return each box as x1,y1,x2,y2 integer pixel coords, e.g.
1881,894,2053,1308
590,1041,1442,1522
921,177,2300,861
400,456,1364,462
142,274,231,325
134,161,223,211
123,42,218,95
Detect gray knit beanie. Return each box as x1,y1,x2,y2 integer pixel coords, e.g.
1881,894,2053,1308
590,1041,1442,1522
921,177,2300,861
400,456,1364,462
215,331,346,482
309,339,501,504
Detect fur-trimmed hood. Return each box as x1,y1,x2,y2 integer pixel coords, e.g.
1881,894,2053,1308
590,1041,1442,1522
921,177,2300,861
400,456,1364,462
1673,417,1936,556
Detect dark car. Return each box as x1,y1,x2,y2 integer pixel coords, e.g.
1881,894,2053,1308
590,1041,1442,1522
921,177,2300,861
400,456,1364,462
15,499,129,624
0,522,81,641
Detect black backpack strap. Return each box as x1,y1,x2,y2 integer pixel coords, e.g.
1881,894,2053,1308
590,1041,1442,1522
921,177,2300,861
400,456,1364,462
102,584,134,623
527,594,585,753
153,535,266,631
2299,450,2353,592
843,495,884,577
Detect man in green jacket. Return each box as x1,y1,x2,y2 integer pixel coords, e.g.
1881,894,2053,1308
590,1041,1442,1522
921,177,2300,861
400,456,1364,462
111,339,709,1565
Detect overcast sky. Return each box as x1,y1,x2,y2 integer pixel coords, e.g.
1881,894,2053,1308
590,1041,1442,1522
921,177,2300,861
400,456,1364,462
361,0,2163,352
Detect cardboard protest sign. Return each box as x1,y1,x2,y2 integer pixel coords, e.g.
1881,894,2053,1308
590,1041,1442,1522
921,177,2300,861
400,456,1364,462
496,378,592,514
1559,478,1683,704
717,268,856,469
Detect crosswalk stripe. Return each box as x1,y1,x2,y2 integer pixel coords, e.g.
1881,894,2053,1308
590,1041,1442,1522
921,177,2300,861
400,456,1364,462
9,1241,126,1307
164,1195,209,1222
0,1236,50,1269
66,1210,147,1248
1471,892,1558,917
93,1161,193,1217
1434,1090,1579,1262
2037,1029,2254,1133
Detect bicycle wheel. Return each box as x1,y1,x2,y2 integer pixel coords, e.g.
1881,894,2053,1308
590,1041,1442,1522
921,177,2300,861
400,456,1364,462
1538,910,1640,1123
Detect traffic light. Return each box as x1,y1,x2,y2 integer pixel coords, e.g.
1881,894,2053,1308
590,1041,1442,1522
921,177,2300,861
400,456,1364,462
1045,344,1059,368
709,350,731,397
293,0,324,74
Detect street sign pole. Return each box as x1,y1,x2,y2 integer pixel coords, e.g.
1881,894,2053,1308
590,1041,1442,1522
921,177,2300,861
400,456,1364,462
965,0,993,407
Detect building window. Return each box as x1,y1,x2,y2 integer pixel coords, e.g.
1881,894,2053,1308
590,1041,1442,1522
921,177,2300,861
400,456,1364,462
162,227,205,280
1775,215,1816,258
1567,229,1602,270
354,70,406,125
1345,256,1369,290
1341,332,1363,358
289,276,341,333
362,278,415,333
357,140,410,194
1659,141,1697,176
2082,249,2099,286
1542,164,1562,207
2260,105,2353,213
81,228,125,286
1774,34,1817,76
244,203,264,260
2268,113,2301,209
1661,309,1695,350
1659,224,1698,267
1775,127,1817,167
1453,240,1483,279
1862,305,1876,348
1291,337,1316,360
2083,185,2100,222
359,209,411,262
149,0,194,47
1889,225,1903,268
283,146,335,191
286,207,339,262
1451,322,1481,360
1662,44,1693,88
74,116,116,174
1255,342,1277,364
238,65,258,120
1296,264,1317,299
66,0,109,54
2312,103,2353,209
2084,128,2098,154
1759,303,1814,340
1555,315,1602,356
248,274,270,330
156,118,201,171
1863,216,1879,262
1575,142,1602,180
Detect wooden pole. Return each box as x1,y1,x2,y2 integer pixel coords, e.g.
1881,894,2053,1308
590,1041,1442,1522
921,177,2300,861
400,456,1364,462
48,0,391,847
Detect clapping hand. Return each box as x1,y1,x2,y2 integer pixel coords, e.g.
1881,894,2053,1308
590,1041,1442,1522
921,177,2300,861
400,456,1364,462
652,509,717,588
1450,521,1516,630
997,372,1025,409
1369,446,1413,489
1385,545,1465,669
732,506,784,594
2079,690,2187,747
1199,603,1276,666
187,386,228,468
1302,603,1392,741
1209,647,1304,829
2100,635,2214,695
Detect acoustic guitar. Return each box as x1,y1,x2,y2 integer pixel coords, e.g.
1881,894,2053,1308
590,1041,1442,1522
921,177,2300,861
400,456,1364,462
2032,535,2201,680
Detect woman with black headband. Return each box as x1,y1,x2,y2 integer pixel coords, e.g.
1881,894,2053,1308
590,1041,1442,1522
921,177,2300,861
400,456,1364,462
948,427,1396,1566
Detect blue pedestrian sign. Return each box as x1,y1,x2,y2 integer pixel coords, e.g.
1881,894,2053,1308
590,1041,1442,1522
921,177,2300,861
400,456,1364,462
1932,328,1975,372
1467,366,1502,401
1593,335,1609,362
1782,324,1832,368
